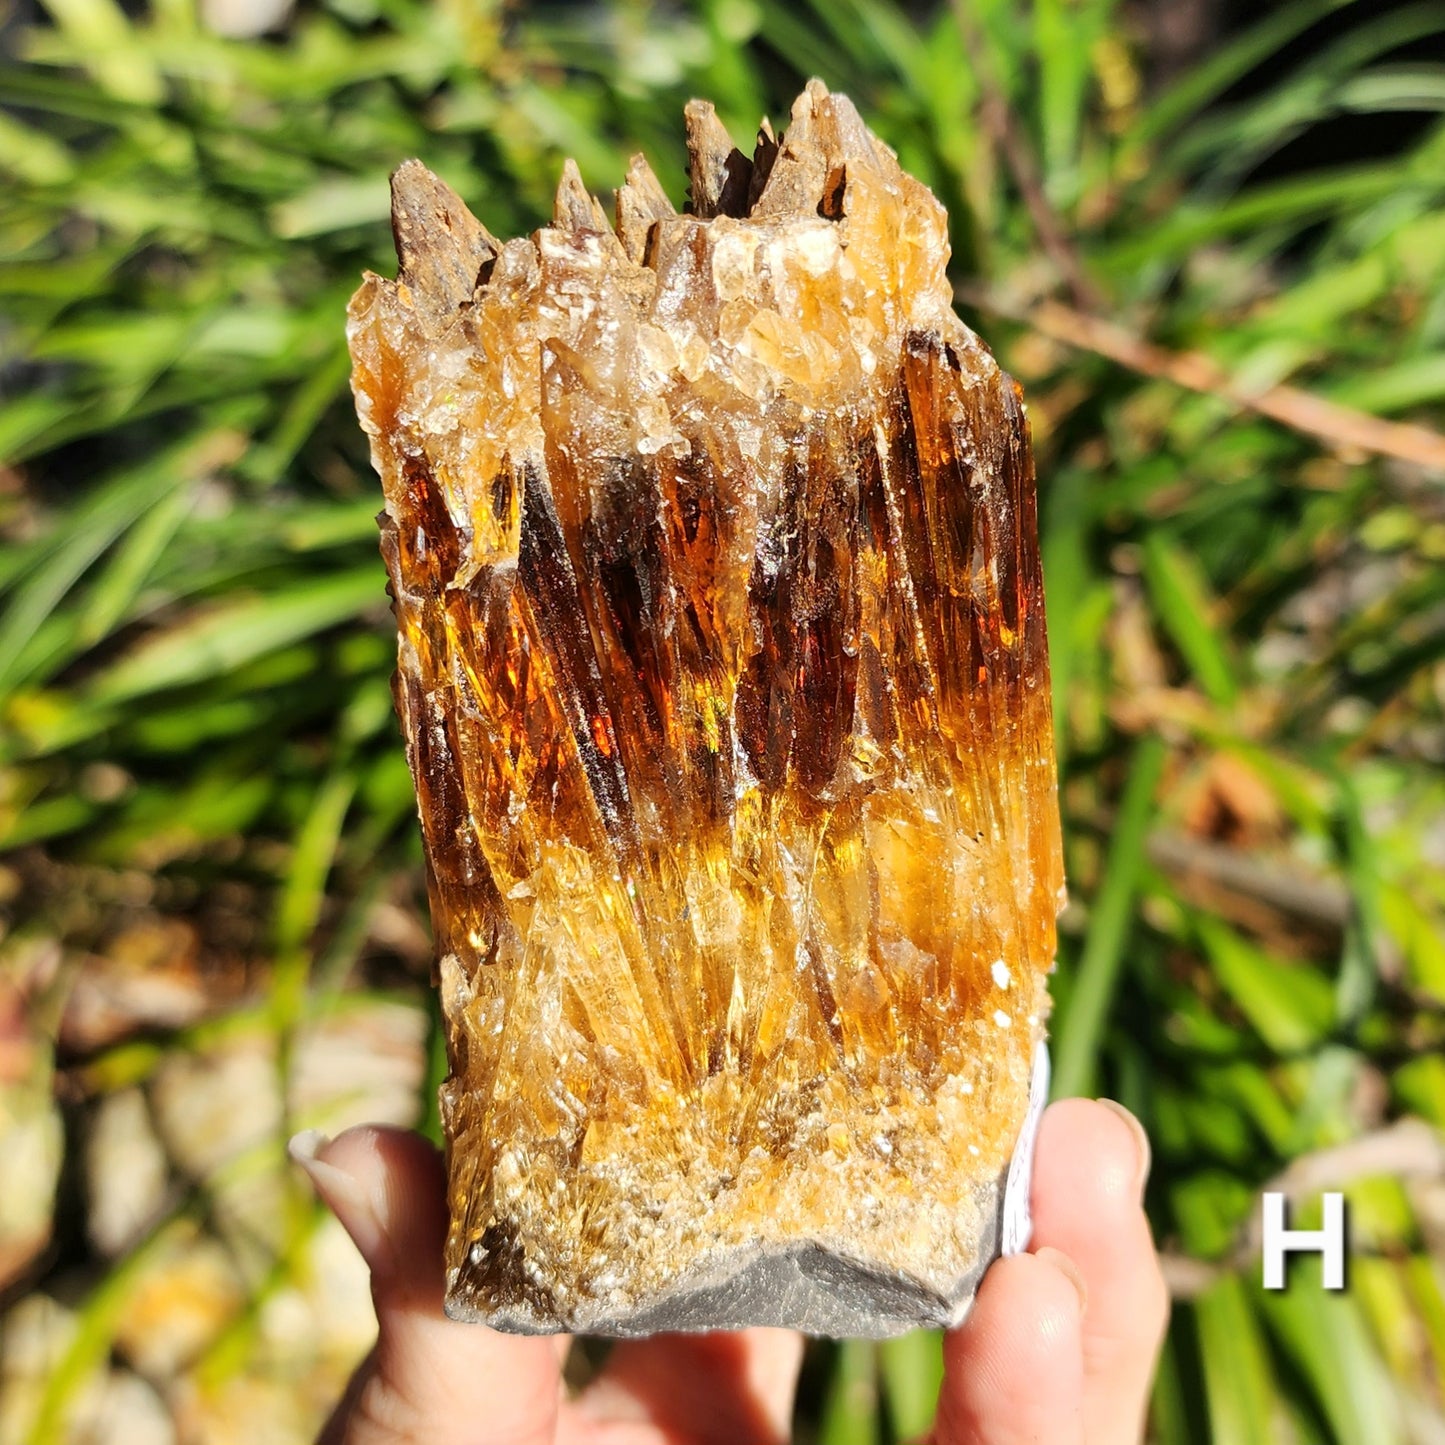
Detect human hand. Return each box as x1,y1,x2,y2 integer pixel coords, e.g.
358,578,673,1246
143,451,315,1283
291,1098,1168,1444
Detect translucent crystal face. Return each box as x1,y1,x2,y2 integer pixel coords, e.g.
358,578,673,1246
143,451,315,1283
348,80,1063,1336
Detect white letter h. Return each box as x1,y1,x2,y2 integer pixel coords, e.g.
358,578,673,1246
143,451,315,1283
1261,1191,1346,1290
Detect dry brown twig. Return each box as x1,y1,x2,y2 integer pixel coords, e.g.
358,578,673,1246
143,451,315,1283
950,0,1104,313
1146,830,1353,930
959,286,1445,473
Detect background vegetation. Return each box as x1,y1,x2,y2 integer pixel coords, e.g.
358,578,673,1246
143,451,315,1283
3,0,1445,1439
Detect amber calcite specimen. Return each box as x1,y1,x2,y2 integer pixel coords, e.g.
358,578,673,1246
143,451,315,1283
348,80,1063,1338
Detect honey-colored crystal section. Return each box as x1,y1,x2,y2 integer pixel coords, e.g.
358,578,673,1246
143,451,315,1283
348,80,1063,1337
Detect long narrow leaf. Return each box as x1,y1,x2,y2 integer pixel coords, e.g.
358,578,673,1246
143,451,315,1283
1053,735,1166,1098
1195,1279,1279,1445
85,570,380,705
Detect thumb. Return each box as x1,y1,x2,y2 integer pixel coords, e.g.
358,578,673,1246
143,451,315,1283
290,1126,562,1445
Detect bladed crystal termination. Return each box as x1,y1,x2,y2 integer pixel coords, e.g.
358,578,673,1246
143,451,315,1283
347,79,1064,1338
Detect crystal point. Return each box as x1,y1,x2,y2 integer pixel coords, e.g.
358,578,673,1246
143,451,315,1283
348,82,1064,1338
388,158,496,324
684,98,752,218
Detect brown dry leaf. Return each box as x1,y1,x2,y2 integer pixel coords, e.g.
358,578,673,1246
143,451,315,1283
60,919,217,1055
1180,751,1285,848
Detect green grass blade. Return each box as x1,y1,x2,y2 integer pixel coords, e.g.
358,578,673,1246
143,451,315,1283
0,467,168,695
819,1339,881,1445
77,481,196,645
23,1208,194,1445
1258,1284,1404,1445
272,769,357,1032
1102,163,1413,270
1053,735,1166,1099
1331,770,1384,1027
1129,0,1355,144
1196,916,1335,1053
1326,352,1445,414
1194,1278,1279,1445
878,1330,944,1440
1149,1326,1202,1445
84,569,380,705
1158,8,1445,180
1140,532,1238,707
36,0,164,103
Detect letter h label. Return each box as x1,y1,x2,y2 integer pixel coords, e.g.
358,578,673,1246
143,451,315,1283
1261,1191,1346,1291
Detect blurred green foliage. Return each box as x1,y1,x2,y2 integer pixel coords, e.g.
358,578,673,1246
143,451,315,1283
3,0,1445,1439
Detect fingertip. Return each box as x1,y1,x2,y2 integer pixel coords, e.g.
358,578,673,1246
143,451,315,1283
937,1252,1085,1445
1030,1099,1168,1445
291,1127,392,1274
1095,1099,1151,1197
1035,1098,1148,1219
293,1127,563,1445
1033,1246,1088,1314
288,1127,329,1165
317,1123,445,1187
954,1252,1085,1368
291,1125,447,1304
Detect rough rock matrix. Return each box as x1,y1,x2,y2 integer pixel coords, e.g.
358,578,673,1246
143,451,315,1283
347,80,1064,1337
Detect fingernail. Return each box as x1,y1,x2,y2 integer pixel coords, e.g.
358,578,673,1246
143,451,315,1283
1035,1246,1088,1313
1096,1098,1151,1200
288,1129,393,1274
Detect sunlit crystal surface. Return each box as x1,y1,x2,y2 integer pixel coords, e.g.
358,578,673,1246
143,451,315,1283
348,80,1064,1336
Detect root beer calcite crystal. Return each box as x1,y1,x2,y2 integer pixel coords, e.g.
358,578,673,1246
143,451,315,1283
347,80,1064,1337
